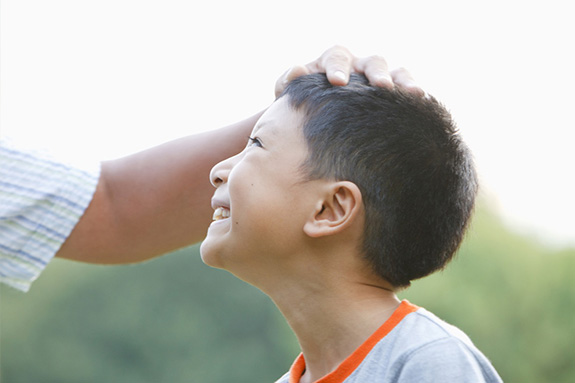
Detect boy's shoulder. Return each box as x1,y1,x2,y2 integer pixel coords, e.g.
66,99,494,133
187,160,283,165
353,305,502,382
275,303,503,383
393,306,476,349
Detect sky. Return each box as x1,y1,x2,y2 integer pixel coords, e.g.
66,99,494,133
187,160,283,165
2,0,574,247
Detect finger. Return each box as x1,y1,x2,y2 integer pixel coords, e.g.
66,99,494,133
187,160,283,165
354,55,393,89
274,65,310,97
390,67,425,96
306,45,353,86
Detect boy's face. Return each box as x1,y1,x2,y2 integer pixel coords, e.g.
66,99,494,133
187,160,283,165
200,97,323,279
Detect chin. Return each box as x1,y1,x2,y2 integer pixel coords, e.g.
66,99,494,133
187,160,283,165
199,240,223,269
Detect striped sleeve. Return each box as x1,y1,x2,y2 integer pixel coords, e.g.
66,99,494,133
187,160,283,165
0,140,100,292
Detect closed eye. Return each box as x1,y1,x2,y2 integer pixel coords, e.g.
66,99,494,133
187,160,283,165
248,136,263,148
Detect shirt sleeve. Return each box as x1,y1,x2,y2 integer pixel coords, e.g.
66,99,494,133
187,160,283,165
394,337,503,383
0,140,100,292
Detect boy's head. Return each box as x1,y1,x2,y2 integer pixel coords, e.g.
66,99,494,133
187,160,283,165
201,73,477,289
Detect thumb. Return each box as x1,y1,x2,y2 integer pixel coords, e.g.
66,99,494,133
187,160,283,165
274,65,310,98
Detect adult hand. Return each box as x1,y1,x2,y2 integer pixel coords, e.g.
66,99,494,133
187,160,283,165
275,45,424,97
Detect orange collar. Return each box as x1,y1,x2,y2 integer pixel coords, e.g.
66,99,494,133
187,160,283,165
289,300,419,383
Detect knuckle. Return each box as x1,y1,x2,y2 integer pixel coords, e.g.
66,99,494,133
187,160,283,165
365,55,388,68
329,44,350,53
325,51,352,66
324,45,352,62
393,67,409,75
367,54,385,62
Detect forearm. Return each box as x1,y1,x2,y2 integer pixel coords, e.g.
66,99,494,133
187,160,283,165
56,111,261,263
55,46,418,265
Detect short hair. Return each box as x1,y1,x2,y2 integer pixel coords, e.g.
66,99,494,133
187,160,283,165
280,74,478,287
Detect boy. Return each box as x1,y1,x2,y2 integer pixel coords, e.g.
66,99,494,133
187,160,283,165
200,73,502,382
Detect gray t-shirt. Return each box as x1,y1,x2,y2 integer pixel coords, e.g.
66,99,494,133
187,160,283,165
275,301,502,383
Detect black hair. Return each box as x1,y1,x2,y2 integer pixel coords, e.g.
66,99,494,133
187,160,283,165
281,73,478,287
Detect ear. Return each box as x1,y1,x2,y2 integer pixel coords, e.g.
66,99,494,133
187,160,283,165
303,181,363,238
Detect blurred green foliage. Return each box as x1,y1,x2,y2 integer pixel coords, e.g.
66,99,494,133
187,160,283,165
1,201,574,382
400,202,575,383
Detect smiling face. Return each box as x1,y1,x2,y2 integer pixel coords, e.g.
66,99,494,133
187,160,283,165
200,97,325,282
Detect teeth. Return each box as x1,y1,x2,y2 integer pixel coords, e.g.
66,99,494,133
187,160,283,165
212,207,230,221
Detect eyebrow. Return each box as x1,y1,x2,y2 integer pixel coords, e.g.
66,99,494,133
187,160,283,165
252,121,278,137
251,123,265,135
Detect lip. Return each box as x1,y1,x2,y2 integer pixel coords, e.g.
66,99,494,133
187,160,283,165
211,197,230,211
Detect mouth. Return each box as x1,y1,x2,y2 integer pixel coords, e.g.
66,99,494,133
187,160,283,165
212,206,230,221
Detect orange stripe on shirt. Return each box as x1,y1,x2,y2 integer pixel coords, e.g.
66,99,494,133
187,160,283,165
288,300,420,383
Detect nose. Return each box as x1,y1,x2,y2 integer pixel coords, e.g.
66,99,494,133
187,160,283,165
209,154,237,187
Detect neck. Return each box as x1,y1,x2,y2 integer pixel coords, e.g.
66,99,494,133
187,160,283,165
264,263,400,383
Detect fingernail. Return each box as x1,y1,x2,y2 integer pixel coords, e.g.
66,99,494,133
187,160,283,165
405,83,426,97
334,70,347,82
282,66,295,84
377,74,394,87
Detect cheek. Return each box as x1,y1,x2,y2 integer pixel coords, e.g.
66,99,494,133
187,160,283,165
227,170,263,219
